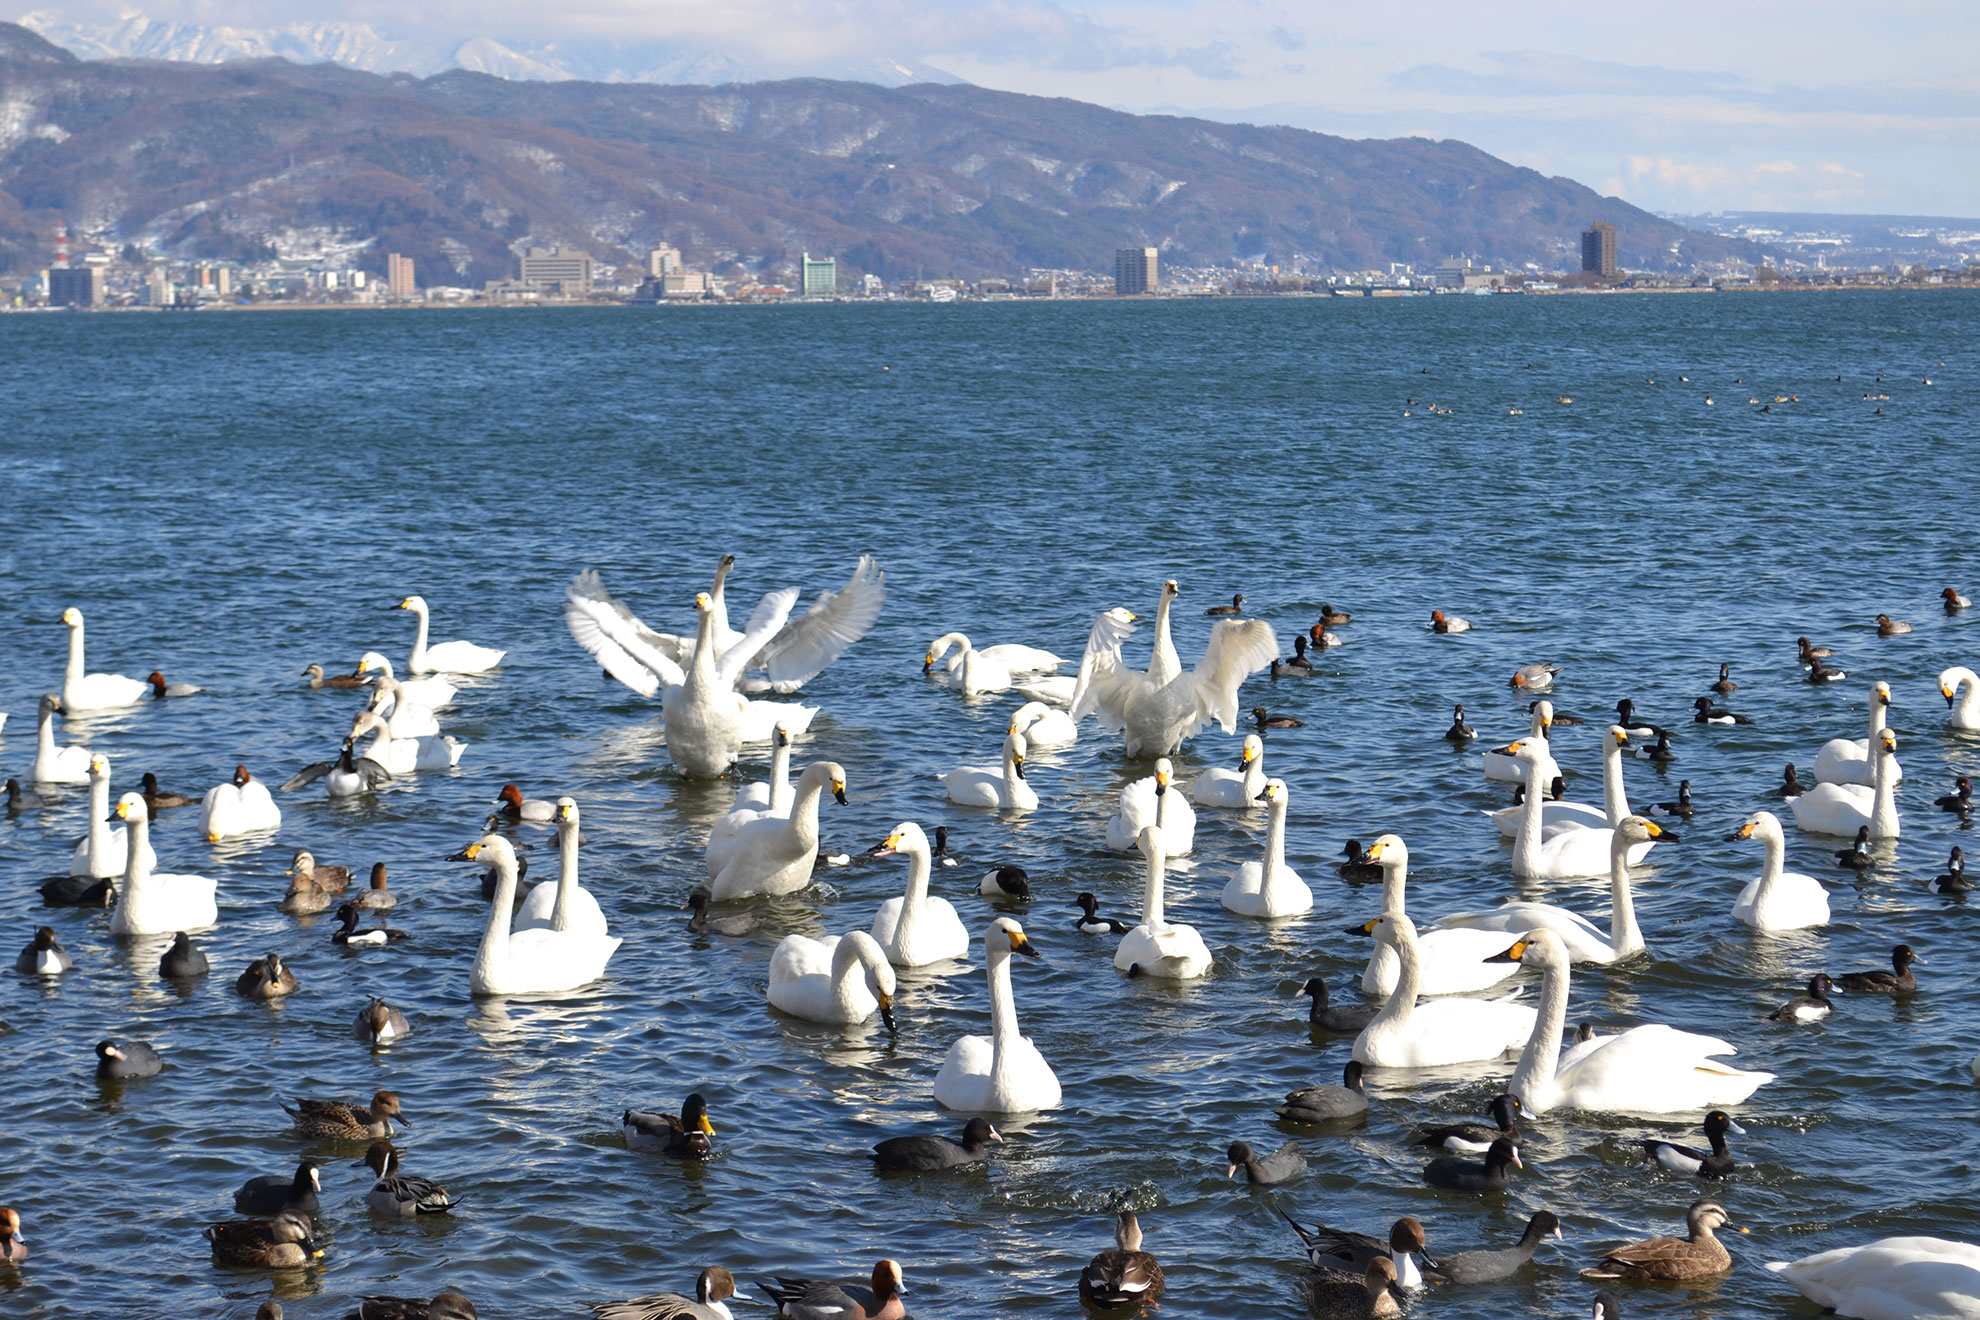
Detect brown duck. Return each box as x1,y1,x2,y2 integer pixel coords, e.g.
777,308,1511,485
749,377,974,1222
283,1089,406,1140
282,850,352,915
1079,1210,1164,1312
1582,1198,1742,1281
204,1210,322,1267
236,952,300,999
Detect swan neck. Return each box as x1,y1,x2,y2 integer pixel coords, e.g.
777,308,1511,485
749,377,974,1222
1513,756,1546,873
66,624,84,685
987,944,1021,1059
87,772,111,867
1369,922,1422,1024
1379,858,1407,916
1602,737,1630,824
410,606,430,666
1143,849,1167,932
789,774,827,844
1510,954,1570,1105
894,842,931,945
1004,743,1022,794
768,742,792,811
122,810,150,891
688,608,719,686
38,706,58,759
1872,742,1898,833
1608,840,1642,955
1148,593,1181,684
1264,798,1287,876
551,822,578,931
479,858,518,970
1757,826,1785,894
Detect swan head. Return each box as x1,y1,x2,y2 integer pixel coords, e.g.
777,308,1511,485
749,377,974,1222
1363,834,1407,870
1484,927,1570,969
1879,728,1898,756
357,651,392,677
61,606,85,628
987,916,1038,960
1136,824,1166,866
1005,732,1028,778
1009,702,1047,735
1162,579,1179,599
1504,739,1547,766
396,595,426,614
448,833,516,871
773,722,792,748
1255,777,1287,805
923,632,968,671
1606,725,1630,751
1532,699,1554,733
1348,911,1414,947
350,709,383,738
1728,810,1783,844
1105,606,1138,625
40,693,62,716
1240,734,1263,765
89,754,109,780
1153,758,1174,792
554,797,579,827
1616,815,1673,846
112,791,146,824
868,821,929,858
1875,680,1892,707
695,591,713,613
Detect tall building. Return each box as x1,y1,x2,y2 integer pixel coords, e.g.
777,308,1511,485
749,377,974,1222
386,252,417,297
1581,222,1618,279
47,265,103,306
647,245,681,277
518,246,592,297
1115,247,1158,295
802,253,837,297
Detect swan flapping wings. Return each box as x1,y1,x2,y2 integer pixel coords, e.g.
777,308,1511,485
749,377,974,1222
753,554,887,692
1068,607,1140,723
564,570,686,698
1191,619,1281,733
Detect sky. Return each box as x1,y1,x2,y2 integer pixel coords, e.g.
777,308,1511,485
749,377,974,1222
18,0,1980,216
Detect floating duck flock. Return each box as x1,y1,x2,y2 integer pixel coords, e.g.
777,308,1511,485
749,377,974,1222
6,564,1980,1320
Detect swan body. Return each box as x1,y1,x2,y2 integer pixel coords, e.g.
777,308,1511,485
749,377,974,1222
1814,682,1903,784
201,767,283,842
515,798,609,938
1941,667,1980,732
1507,737,1653,878
1766,1236,1980,1320
1104,758,1196,854
356,652,456,708
397,594,505,674
455,835,620,996
1482,702,1559,784
943,732,1038,810
1071,581,1278,756
1350,913,1536,1068
108,794,218,936
935,918,1060,1112
59,608,149,710
1009,700,1077,748
1793,728,1900,838
1491,929,1772,1114
1730,810,1831,931
366,677,440,739
1193,733,1266,808
1357,835,1523,995
70,755,157,878
1434,817,1665,964
707,761,847,899
1016,675,1077,706
1221,778,1311,917
1489,725,1633,836
31,694,91,784
927,633,1014,695
665,592,792,777
351,709,466,774
1115,826,1213,979
767,930,897,1028
927,632,1062,675
870,822,970,966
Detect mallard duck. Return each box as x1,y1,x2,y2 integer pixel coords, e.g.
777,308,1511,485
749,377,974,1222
1583,1199,1741,1280
1278,1214,1428,1290
623,1093,714,1158
357,1141,459,1215
282,1089,405,1139
1079,1212,1162,1312
236,953,299,1000
204,1210,321,1267
282,849,352,915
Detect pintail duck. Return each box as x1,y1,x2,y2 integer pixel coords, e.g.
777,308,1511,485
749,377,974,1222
283,1089,405,1140
354,997,410,1046
358,1141,460,1215
1079,1213,1162,1312
592,1268,751,1320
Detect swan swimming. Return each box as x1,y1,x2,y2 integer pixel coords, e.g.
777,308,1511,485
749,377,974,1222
1220,779,1311,917
59,608,149,711
943,732,1039,810
396,594,506,674
1488,724,1634,837
1813,681,1903,785
869,822,970,966
1434,816,1667,963
1114,825,1213,980
935,918,1061,1113
451,834,621,996
1482,701,1559,784
109,794,218,936
767,929,897,1030
350,708,466,774
1765,1235,1980,1320
1356,835,1523,995
1505,739,1654,878
31,694,91,785
1729,811,1831,931
515,798,609,938
70,755,156,879
1940,666,1980,732
705,761,847,899
926,631,1065,677
1104,758,1196,854
1793,728,1900,838
356,652,455,709
1192,734,1266,808
1349,913,1536,1069
1009,700,1077,748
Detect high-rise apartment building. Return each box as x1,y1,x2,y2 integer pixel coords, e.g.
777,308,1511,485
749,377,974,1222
1581,222,1618,279
647,245,682,277
386,252,417,297
518,246,592,297
802,253,838,297
1115,247,1158,295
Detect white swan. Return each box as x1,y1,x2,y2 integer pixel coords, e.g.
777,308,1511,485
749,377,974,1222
70,755,156,879
1488,928,1773,1114
58,608,148,711
1103,758,1196,854
31,694,90,784
734,723,795,813
937,632,1065,675
870,822,970,966
350,708,466,774
1941,667,1980,732
1730,810,1831,932
1482,701,1560,784
356,652,456,708
1793,728,1900,838
1349,913,1537,1069
1488,724,1633,836
1114,825,1213,980
943,732,1039,810
397,594,506,674
935,917,1061,1112
515,798,609,938
1192,734,1266,808
366,676,441,739
200,765,283,842
1767,1236,1980,1320
738,698,818,742
706,761,847,899
1220,778,1311,917
109,794,218,935
1357,835,1523,995
1813,681,1903,784
1016,675,1078,707
1506,739,1654,878
453,834,621,996
1009,700,1077,748
767,929,897,1029
1070,581,1278,756
925,633,1014,695
1434,816,1666,963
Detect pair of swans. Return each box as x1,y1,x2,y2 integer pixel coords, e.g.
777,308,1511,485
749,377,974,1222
109,794,218,935
515,798,608,937
1192,734,1265,808
706,723,796,856
1070,581,1278,756
60,608,149,711
1505,738,1655,878
1115,825,1213,979
704,761,847,899
70,755,156,879
357,653,456,709
1793,728,1900,838
936,917,1061,1112
1220,778,1311,917
32,694,90,784
350,708,466,774
925,633,1064,696
1435,817,1667,964
767,930,897,1031
1488,723,1634,836
1813,681,1904,785
1487,929,1773,1114
1942,667,1980,731
1356,835,1522,995
870,822,970,965
453,835,620,995
1010,701,1076,748
1349,913,1536,1068
1482,701,1560,784
395,595,505,674
943,733,1038,810
1103,758,1196,854
202,766,283,841
1730,811,1831,931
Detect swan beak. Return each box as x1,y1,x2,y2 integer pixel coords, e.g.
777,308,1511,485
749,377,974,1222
1948,688,1959,706
1013,755,1026,780
114,801,129,820
832,781,848,806
1010,932,1041,958
447,844,484,861
1343,919,1379,938
208,832,222,844
922,653,934,673
1485,939,1530,964
868,832,902,858
1365,841,1386,861
1254,785,1271,801
879,996,897,1033
1241,745,1256,764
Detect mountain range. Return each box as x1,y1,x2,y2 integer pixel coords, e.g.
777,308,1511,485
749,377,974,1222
0,21,1764,285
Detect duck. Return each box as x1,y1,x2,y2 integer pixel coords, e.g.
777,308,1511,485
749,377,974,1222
1799,636,1836,663
942,731,1038,810
139,771,198,812
95,1038,164,1079
1338,840,1383,882
1814,681,1902,784
979,865,1030,899
70,754,157,879
1506,741,1659,878
1777,763,1811,797
928,630,1064,678
706,762,848,899
1946,588,1972,612
1938,777,1975,813
1069,581,1279,755
204,1210,321,1268
1941,667,1980,731
1836,943,1921,993
1484,929,1773,1113
1281,1215,1427,1292
515,798,608,937
1438,817,1665,964
5,778,46,812
1424,1211,1562,1285
353,997,410,1046
202,764,285,839
236,952,299,1000
766,929,898,1031
1357,835,1525,992
58,607,149,710
1273,633,1317,677
1510,663,1564,692
1221,779,1311,917
356,652,456,708
1765,1234,1980,1320
281,741,393,800
1415,1093,1522,1154
1349,913,1536,1068
762,1260,907,1320
108,795,219,936
1423,1136,1522,1192
622,1093,715,1157
1115,826,1213,980
685,892,758,937
1794,728,1901,838
493,783,556,822
1482,701,1560,783
31,694,90,784
1193,733,1266,807
1693,696,1753,725
397,594,505,673
1487,724,1637,837
923,632,1014,694
1276,1061,1370,1123
872,1116,1000,1172
1205,592,1246,616
1711,662,1737,694
1302,1257,1401,1318
1807,656,1849,683
1634,730,1678,763
1074,892,1130,934
349,706,465,774
234,1159,322,1217
593,1268,751,1320
145,670,201,699
1009,700,1077,748
1444,705,1475,741
1318,603,1352,626
1640,1110,1742,1178
37,870,109,907
1935,848,1970,893
451,835,621,995
1299,979,1375,1032
1079,1213,1163,1312
358,1141,460,1215
1612,698,1667,740
1253,706,1303,729
1768,973,1840,1023
281,849,351,915
935,917,1059,1112
1431,610,1470,634
282,1089,405,1139
159,931,211,977
1835,825,1876,872
1227,1139,1306,1185
353,862,397,910
15,925,73,975
348,1294,478,1320
0,1208,23,1263
1103,758,1196,854
1876,613,1913,636
1583,1199,1740,1281
301,662,371,691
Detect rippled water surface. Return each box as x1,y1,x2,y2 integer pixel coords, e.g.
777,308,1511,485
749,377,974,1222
1,293,1977,1320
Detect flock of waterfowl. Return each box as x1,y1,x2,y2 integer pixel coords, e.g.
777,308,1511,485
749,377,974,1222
6,562,1980,1320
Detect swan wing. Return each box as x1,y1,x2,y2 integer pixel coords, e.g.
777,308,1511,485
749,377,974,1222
564,571,683,697
716,586,800,689
1069,608,1139,721
1190,620,1280,733
758,555,887,690
1556,1024,1769,1112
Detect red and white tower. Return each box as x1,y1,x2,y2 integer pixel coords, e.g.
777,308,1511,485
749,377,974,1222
54,218,69,268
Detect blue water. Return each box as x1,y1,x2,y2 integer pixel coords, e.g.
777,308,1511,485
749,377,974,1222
1,293,1976,1319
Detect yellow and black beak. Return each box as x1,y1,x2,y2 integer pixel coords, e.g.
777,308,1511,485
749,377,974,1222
832,779,848,806
1365,840,1386,861
1009,931,1040,958
868,830,904,859
1342,917,1381,937
1485,939,1530,964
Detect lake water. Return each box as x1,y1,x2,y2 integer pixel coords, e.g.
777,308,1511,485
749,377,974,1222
0,292,1976,1319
